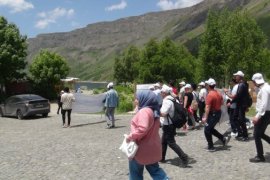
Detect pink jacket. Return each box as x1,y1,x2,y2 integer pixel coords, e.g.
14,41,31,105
127,107,162,165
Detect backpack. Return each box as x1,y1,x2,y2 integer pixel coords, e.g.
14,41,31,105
191,92,199,110
167,99,188,128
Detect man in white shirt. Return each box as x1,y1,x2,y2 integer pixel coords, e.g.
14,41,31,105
249,73,270,163
159,84,189,167
61,87,75,128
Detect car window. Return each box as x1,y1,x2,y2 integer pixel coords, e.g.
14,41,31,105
5,97,22,104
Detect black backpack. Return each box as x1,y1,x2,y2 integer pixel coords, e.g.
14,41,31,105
167,99,188,128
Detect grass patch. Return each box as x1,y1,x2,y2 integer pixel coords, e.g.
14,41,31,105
246,105,256,117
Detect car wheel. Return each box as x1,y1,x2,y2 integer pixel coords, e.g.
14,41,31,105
42,113,48,118
17,110,23,120
0,109,3,117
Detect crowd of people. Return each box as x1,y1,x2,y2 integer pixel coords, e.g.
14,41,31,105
125,70,270,180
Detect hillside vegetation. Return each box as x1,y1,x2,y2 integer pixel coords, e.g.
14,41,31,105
26,0,270,81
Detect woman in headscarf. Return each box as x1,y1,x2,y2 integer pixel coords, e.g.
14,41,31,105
126,90,168,180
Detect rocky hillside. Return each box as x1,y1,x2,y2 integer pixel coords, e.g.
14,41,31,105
27,0,270,81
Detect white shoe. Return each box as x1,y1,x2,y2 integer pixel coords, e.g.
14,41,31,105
230,132,238,137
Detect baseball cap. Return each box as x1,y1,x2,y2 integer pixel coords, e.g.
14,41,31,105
198,82,205,86
161,84,172,94
154,83,161,88
205,78,216,86
107,82,114,88
179,81,186,85
184,84,192,89
252,73,265,84
233,71,244,77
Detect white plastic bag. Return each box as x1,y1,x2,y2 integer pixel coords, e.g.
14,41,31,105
119,134,138,158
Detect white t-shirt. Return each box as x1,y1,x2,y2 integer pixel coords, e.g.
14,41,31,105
230,84,239,109
160,95,174,125
199,88,207,102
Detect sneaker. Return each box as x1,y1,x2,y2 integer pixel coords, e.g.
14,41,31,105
241,137,249,141
222,136,229,146
159,159,166,163
207,147,216,152
181,157,189,168
249,156,265,163
230,132,238,137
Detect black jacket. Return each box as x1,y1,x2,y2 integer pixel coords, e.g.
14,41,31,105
231,81,249,107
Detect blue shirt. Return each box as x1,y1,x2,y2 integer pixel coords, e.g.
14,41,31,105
104,89,119,108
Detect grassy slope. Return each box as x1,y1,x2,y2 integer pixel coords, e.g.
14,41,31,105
60,0,270,81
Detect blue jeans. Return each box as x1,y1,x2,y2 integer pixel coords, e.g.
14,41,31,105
129,159,168,180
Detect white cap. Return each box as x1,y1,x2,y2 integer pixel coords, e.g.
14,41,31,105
179,81,186,85
149,85,155,90
233,70,244,77
184,84,192,89
198,82,205,86
252,73,265,84
107,82,114,88
205,78,216,86
154,83,161,88
161,84,172,94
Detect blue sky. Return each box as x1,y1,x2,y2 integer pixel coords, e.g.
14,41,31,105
0,0,203,38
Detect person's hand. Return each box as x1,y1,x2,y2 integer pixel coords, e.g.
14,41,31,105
202,117,207,123
124,134,130,143
252,116,259,125
226,102,231,107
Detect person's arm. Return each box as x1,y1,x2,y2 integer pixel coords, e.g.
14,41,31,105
127,109,153,141
203,104,211,123
253,88,268,124
160,99,170,117
184,95,188,109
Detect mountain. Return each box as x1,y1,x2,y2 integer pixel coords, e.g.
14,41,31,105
27,0,270,81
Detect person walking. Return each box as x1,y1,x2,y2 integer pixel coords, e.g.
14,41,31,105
249,73,270,163
160,84,189,167
178,81,186,104
231,71,249,141
126,90,169,180
61,87,75,128
198,82,207,122
202,78,229,151
224,78,239,137
183,84,196,130
57,90,64,114
103,82,119,129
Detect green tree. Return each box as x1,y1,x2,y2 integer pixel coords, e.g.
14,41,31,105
29,50,70,99
138,37,196,83
113,45,141,84
0,16,27,93
199,10,270,86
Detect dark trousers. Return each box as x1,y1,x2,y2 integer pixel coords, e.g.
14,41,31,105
198,101,205,120
57,103,62,114
229,108,237,133
161,125,188,161
62,109,72,125
254,111,270,158
204,111,224,148
234,106,248,137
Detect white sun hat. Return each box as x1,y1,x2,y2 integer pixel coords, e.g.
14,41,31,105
233,70,244,77
205,78,216,86
252,73,265,84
